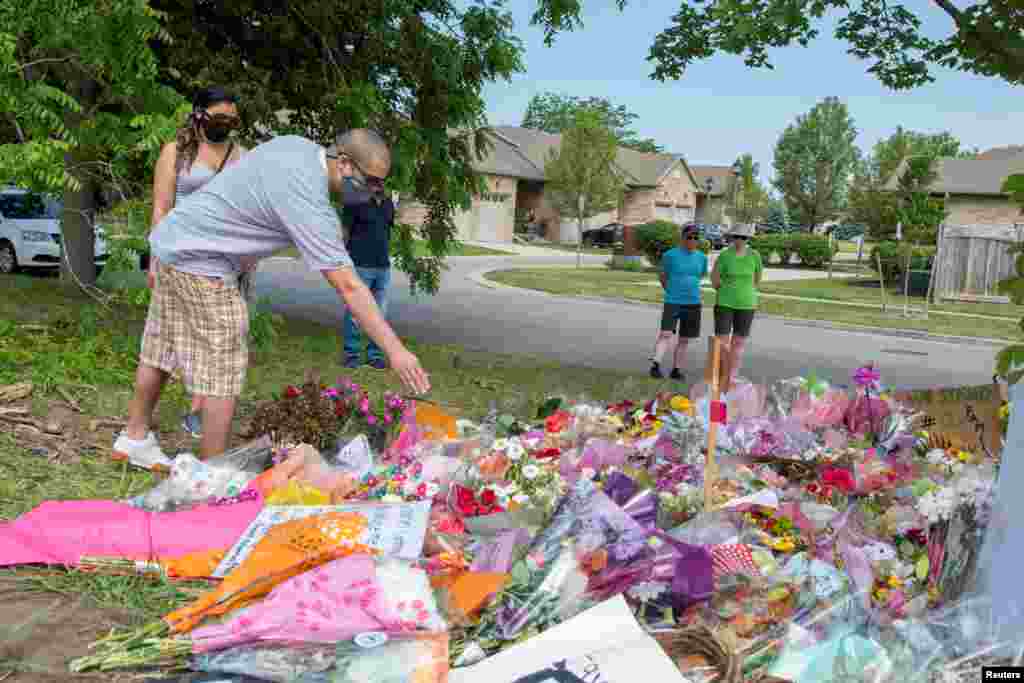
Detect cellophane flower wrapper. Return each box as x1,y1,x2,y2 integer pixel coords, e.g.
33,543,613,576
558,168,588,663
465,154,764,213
844,393,893,438
248,445,358,504
453,479,653,662
795,388,851,431
164,512,381,634
766,377,808,420
194,633,449,683
189,554,447,653
129,453,258,513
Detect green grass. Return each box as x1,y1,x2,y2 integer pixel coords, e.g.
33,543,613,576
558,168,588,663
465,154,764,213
276,239,514,259
836,240,874,254
0,271,682,619
485,267,1021,341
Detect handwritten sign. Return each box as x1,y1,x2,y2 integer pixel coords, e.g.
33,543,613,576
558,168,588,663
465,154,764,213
450,597,685,683
213,501,431,577
891,383,1005,456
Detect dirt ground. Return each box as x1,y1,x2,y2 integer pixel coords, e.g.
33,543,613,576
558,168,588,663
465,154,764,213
0,579,140,682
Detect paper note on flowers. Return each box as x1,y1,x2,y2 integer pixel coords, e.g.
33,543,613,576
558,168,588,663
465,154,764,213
892,383,1004,455
213,502,431,577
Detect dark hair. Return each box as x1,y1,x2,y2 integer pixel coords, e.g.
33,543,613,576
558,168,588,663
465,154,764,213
174,87,239,173
193,86,238,111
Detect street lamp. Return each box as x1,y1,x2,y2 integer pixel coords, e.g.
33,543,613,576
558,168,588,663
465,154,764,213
731,161,743,227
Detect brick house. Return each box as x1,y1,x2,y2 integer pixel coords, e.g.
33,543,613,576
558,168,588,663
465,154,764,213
886,152,1024,226
689,165,736,227
396,126,702,244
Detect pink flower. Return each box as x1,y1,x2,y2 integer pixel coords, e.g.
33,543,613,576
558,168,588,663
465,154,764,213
384,414,393,424
360,399,370,413
367,414,377,425
852,365,881,389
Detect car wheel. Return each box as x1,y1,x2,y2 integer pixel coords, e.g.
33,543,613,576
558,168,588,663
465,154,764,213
0,241,17,274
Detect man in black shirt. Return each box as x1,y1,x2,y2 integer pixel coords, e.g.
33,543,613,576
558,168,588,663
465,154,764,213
342,185,395,369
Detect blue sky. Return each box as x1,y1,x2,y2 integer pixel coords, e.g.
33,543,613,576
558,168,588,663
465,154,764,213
481,0,1022,181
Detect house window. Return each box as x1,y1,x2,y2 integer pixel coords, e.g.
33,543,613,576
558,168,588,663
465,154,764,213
481,192,511,203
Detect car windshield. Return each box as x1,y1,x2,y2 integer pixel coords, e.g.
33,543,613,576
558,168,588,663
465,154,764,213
0,193,61,220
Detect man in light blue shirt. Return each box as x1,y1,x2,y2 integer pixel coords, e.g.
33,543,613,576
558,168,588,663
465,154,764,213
114,130,430,468
650,224,708,381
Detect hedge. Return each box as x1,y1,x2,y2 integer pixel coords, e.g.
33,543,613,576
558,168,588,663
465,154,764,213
750,233,838,268
634,221,710,265
870,241,936,283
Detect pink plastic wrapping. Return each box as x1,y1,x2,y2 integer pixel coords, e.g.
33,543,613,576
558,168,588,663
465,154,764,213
0,498,263,567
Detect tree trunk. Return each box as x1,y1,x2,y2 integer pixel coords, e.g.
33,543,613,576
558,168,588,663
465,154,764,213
60,160,97,287
61,77,99,288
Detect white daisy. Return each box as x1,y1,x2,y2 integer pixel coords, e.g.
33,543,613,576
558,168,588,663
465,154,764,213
506,442,526,461
628,581,667,602
522,464,541,480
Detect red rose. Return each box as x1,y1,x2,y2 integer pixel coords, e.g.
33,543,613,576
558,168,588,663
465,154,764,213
284,385,301,398
821,467,855,493
545,411,571,433
455,485,475,507
806,483,820,495
460,501,478,516
480,489,497,506
535,448,562,460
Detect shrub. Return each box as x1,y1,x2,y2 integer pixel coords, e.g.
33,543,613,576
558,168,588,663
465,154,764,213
634,220,679,265
751,234,781,263
791,234,837,269
870,241,935,283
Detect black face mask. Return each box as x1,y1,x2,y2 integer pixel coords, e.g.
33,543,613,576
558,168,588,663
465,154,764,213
203,121,232,144
341,177,375,207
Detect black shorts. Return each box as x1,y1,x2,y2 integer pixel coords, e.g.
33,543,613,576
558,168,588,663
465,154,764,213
660,304,702,338
714,306,755,337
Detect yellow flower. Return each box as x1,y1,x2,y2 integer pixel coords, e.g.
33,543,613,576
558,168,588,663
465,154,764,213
669,395,692,413
887,575,903,588
955,450,970,463
874,588,889,602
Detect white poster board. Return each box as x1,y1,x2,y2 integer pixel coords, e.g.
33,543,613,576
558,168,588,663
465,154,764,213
212,502,431,577
449,596,685,683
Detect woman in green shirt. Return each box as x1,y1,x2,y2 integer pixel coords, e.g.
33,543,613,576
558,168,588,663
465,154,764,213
710,223,763,386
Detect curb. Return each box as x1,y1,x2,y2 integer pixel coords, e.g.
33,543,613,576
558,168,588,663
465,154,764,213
467,268,1010,348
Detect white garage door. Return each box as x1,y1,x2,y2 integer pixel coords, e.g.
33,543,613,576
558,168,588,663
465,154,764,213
654,206,676,223
475,202,504,242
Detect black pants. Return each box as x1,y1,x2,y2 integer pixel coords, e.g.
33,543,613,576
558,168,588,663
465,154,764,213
660,304,702,338
713,306,755,337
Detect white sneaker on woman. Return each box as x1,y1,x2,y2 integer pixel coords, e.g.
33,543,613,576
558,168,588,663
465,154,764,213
112,431,173,473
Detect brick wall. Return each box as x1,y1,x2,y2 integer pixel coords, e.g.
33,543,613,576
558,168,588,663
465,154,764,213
946,196,1023,226
655,167,698,209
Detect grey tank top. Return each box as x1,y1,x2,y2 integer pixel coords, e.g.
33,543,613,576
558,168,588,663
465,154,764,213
174,162,217,205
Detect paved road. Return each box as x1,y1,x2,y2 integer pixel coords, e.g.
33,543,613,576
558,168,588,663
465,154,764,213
252,254,999,390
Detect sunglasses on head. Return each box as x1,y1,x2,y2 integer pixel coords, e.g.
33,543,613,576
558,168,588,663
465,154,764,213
731,235,749,241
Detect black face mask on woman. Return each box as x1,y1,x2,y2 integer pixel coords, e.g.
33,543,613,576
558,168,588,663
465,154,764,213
203,120,232,144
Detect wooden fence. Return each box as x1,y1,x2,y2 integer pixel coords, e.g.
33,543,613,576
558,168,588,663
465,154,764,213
931,223,1024,303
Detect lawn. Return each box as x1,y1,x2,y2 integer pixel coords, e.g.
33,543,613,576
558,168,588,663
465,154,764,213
277,239,514,259
0,271,676,673
484,267,1022,341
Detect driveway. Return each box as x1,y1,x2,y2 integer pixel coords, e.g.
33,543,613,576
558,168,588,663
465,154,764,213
252,253,998,390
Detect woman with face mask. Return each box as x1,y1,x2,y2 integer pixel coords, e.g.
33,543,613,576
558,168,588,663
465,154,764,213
149,87,247,438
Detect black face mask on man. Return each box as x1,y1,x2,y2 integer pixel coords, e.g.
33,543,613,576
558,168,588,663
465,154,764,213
341,177,376,207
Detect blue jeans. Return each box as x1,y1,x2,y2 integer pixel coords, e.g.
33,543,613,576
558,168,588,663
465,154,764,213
343,267,391,362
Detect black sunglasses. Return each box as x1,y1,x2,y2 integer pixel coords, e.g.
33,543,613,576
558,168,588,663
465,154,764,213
684,233,699,240
731,235,749,241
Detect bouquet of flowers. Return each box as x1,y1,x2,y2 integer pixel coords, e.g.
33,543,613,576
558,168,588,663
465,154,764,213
450,479,654,665
74,555,448,673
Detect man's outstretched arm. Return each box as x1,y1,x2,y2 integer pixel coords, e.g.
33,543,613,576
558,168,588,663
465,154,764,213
322,267,430,393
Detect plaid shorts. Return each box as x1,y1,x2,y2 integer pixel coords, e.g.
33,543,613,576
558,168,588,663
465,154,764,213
140,263,249,398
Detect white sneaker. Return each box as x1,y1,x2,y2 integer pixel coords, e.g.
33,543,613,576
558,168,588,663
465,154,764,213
112,431,173,473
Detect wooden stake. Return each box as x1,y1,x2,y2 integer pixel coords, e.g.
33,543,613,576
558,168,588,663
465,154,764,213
704,337,722,513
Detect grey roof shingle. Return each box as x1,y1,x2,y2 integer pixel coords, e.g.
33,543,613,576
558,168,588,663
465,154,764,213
484,126,691,188
689,165,734,197
886,155,1024,196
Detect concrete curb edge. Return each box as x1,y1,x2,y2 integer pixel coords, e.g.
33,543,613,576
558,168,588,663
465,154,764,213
466,268,1009,349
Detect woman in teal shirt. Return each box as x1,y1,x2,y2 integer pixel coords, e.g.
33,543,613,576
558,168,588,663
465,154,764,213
651,224,708,381
710,223,762,386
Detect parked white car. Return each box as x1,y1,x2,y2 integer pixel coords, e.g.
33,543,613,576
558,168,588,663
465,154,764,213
0,187,108,274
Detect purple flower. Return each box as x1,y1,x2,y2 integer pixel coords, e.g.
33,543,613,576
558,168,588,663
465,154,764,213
853,365,881,389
